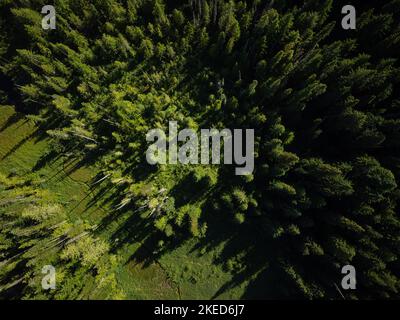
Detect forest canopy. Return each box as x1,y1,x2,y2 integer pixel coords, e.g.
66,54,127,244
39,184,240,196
0,0,400,299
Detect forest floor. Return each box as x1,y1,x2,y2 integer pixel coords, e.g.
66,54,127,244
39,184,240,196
0,104,249,299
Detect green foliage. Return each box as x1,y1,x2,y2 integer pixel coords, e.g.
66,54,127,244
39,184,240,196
0,174,123,299
1,0,399,299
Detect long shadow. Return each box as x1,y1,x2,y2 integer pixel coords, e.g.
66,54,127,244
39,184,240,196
1,112,277,301
74,154,285,299
90,165,276,299
189,199,280,299
32,149,60,171
1,87,280,301
0,112,24,133
1,130,38,160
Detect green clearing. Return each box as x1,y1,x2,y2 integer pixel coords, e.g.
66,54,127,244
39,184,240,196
0,104,246,299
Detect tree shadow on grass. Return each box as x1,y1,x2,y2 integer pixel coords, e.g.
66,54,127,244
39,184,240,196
6,110,282,300
24,130,283,300
0,130,38,161
78,160,269,298
88,167,279,299
188,203,283,299
0,112,24,133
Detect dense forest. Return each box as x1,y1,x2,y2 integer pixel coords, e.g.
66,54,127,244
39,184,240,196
0,0,400,299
